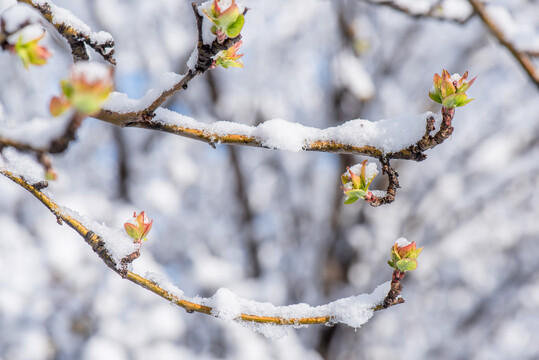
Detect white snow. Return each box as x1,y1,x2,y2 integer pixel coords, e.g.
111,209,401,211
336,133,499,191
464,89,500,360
438,0,473,21
0,147,44,184
91,31,114,45
186,45,198,70
487,5,539,53
386,0,431,14
253,119,317,152
6,24,45,44
1,3,42,33
198,1,218,45
0,116,72,149
394,237,411,248
333,51,375,101
152,107,439,154
103,72,184,113
348,162,379,183
141,272,391,339
60,206,139,267
144,272,185,299
44,1,92,35
30,0,115,49
210,288,243,322
71,61,111,83
450,73,462,82
370,189,387,198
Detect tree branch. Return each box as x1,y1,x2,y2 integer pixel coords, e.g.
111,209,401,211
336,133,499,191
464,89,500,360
0,169,405,326
359,0,474,24
95,3,243,124
16,0,116,64
468,0,539,89
0,112,86,155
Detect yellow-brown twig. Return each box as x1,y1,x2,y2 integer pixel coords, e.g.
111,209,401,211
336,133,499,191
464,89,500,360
0,169,402,326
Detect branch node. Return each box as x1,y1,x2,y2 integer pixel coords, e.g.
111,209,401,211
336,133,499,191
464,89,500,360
31,180,49,190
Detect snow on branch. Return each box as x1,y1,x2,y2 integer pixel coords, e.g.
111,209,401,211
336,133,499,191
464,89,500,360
0,168,408,337
468,0,539,89
361,0,539,88
359,0,474,24
16,0,116,64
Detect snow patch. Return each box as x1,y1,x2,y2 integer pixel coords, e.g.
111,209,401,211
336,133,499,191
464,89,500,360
151,107,439,155
71,62,111,83
60,207,138,266
103,72,184,113
395,237,411,248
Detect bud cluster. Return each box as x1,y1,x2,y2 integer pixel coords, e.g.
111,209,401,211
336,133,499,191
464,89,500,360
387,238,423,272
50,62,113,116
429,69,476,108
341,160,378,204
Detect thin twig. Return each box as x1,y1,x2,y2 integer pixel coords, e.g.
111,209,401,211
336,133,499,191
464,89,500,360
359,0,474,24
468,0,539,89
97,3,242,123
0,169,404,326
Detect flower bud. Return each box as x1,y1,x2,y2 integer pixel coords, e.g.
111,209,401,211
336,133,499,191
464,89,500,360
202,0,245,43
213,40,244,69
341,160,378,204
429,69,476,108
49,62,113,116
124,211,153,243
387,238,423,272
8,25,51,69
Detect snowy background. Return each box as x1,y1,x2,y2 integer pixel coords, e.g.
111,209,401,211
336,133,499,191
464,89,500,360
1,0,539,359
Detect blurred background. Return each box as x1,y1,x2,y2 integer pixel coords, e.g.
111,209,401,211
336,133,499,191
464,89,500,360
1,0,539,359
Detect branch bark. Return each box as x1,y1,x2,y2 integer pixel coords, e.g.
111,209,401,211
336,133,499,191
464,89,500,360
16,0,116,64
359,0,474,24
1,169,404,326
468,0,539,89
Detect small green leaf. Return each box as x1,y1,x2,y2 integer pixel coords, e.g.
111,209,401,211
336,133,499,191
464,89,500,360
345,189,366,199
442,93,468,108
457,76,476,93
455,97,474,107
71,94,102,115
433,73,442,88
226,14,244,38
61,80,73,98
202,8,218,24
124,222,140,239
429,90,442,104
344,196,359,204
218,3,241,28
396,258,417,271
407,247,423,259
441,72,456,98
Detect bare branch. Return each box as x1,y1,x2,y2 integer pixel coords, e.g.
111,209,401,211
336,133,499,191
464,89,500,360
468,0,539,89
359,0,474,24
1,169,405,326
